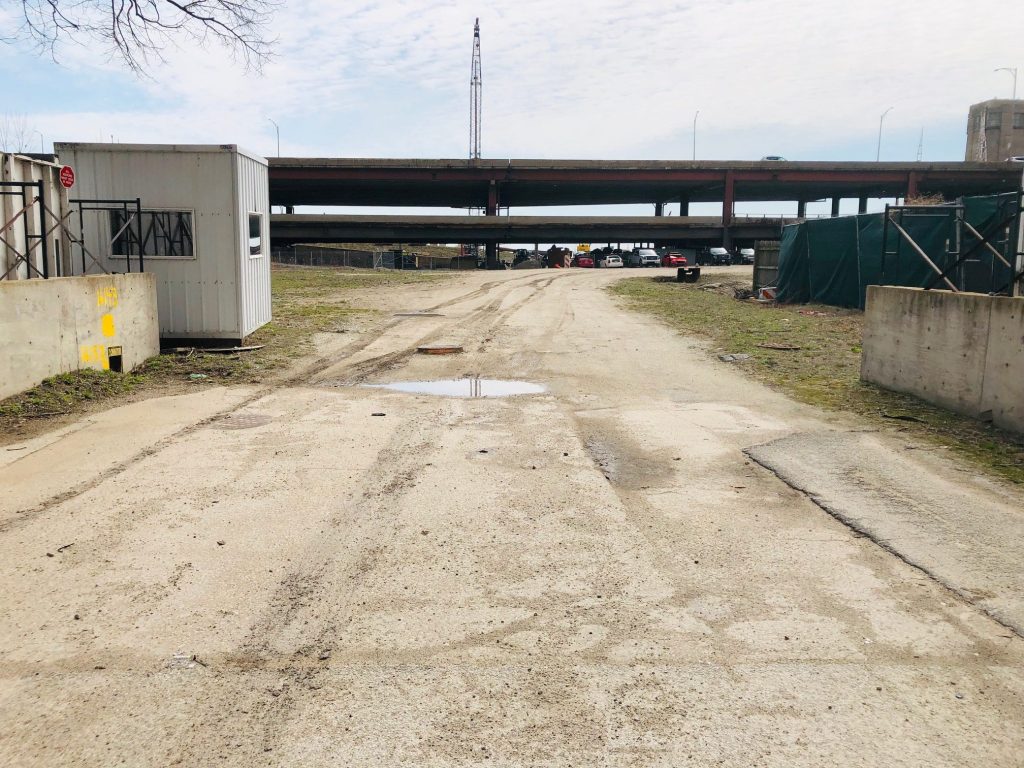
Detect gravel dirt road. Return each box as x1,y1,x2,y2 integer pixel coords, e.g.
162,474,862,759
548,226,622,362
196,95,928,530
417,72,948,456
2,267,1022,766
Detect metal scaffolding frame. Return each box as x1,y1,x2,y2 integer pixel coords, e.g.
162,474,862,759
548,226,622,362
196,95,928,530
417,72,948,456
0,180,50,280
0,186,146,279
70,198,144,276
882,193,1022,296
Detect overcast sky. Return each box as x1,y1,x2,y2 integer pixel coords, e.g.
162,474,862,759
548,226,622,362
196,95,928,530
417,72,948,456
2,0,1022,216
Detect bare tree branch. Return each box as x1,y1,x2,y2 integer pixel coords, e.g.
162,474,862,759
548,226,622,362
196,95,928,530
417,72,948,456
8,0,277,73
0,114,34,153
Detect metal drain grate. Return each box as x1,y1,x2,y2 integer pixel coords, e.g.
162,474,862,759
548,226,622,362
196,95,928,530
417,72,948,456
214,414,273,430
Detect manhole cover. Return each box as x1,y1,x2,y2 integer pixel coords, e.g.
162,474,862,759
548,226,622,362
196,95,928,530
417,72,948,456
214,414,273,430
417,344,463,355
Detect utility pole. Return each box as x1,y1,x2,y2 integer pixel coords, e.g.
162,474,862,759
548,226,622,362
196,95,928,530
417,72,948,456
995,67,1018,101
692,110,699,161
876,107,893,162
916,127,924,161
469,19,482,160
468,19,495,267
267,118,280,157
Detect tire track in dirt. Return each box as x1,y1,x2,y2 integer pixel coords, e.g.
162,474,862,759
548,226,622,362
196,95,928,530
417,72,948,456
0,274,562,531
312,273,562,386
198,401,461,762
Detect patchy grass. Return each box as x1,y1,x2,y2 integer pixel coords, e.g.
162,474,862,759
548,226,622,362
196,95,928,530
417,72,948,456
309,242,466,259
139,266,449,383
0,369,147,420
610,274,1024,486
0,265,449,439
269,265,447,296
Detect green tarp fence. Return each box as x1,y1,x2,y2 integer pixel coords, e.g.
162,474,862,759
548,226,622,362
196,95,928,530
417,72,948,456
961,193,1018,293
775,193,1019,309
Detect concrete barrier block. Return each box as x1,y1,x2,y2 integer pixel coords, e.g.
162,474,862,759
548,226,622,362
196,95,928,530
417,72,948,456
982,295,1024,434
862,286,992,418
0,274,159,400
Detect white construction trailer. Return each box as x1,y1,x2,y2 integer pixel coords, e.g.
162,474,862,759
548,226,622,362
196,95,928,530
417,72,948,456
53,143,272,344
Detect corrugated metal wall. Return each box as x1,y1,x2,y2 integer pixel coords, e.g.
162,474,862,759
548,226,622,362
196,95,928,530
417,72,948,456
54,144,271,340
234,150,272,336
0,153,68,280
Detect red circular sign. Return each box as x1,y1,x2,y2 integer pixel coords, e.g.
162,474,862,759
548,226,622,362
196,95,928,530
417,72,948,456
59,165,75,189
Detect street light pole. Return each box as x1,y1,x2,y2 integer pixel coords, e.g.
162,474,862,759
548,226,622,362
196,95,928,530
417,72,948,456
876,107,893,162
692,110,699,161
33,130,44,154
995,67,1018,101
267,117,280,157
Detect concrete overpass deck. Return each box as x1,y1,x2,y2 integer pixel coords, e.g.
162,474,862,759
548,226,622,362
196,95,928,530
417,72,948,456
269,214,794,246
268,158,1022,210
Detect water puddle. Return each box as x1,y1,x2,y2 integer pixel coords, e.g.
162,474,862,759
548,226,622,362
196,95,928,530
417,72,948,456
365,378,545,398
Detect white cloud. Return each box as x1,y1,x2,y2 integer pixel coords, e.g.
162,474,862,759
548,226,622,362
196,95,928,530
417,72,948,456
12,0,1024,161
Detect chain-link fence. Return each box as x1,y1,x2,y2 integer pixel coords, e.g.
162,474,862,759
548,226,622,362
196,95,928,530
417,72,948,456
271,245,478,271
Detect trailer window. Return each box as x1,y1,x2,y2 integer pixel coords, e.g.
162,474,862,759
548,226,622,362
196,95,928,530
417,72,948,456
248,212,263,257
111,210,194,259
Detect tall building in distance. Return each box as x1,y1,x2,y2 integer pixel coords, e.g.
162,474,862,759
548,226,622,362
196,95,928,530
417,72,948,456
966,99,1024,161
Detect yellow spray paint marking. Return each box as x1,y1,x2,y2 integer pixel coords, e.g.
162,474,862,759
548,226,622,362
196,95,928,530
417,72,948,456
79,344,110,370
101,313,116,337
96,286,119,309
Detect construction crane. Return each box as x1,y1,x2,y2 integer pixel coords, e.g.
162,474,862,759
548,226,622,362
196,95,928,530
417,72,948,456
469,18,482,160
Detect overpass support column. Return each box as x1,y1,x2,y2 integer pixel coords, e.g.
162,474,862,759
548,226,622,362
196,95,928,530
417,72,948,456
486,181,499,216
722,173,735,250
285,205,294,215
907,171,920,200
831,197,841,217
486,181,500,269
679,195,689,216
858,196,868,214
722,171,735,226
797,198,807,218
655,203,664,217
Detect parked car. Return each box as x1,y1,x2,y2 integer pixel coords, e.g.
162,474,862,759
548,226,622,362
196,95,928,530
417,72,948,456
661,252,687,267
707,247,732,265
602,254,624,268
626,248,661,267
761,155,786,161
572,253,594,268
739,248,755,264
640,249,661,267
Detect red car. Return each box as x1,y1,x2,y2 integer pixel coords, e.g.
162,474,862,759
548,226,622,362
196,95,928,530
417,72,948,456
574,254,595,268
661,252,688,267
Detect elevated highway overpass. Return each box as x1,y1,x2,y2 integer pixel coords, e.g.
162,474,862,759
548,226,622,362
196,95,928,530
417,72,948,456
268,214,794,247
268,158,1021,265
268,158,1021,214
